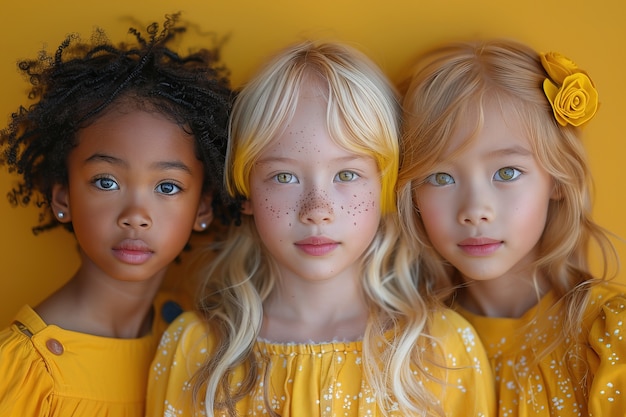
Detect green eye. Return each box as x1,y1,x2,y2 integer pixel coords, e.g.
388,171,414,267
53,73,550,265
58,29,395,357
336,171,358,182
276,173,295,183
494,167,521,181
427,172,454,186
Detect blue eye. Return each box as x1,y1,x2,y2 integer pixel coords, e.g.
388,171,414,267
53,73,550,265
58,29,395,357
93,177,118,190
494,167,521,182
426,172,454,186
156,182,181,195
335,171,359,182
275,173,298,184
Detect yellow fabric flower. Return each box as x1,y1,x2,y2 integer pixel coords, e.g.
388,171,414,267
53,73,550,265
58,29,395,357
540,52,581,85
540,52,598,127
543,73,598,127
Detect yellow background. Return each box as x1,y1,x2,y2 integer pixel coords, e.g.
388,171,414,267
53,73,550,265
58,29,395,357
1,0,625,326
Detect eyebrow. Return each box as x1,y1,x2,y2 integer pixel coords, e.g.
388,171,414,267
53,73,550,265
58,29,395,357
85,154,193,174
488,145,533,158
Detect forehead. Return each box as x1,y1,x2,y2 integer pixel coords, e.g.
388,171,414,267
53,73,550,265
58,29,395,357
257,96,373,166
72,108,197,163
443,98,530,159
261,91,327,152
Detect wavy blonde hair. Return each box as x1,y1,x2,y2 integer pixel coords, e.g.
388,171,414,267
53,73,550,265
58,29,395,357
193,40,448,416
397,38,619,390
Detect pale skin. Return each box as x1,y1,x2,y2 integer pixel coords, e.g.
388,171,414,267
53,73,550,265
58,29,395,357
243,83,382,343
37,105,212,339
415,100,556,318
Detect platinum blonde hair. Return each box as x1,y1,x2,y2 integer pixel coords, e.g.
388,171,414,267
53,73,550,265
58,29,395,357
193,40,449,416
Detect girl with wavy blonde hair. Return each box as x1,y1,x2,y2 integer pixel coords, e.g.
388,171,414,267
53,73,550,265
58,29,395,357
397,38,625,416
147,40,495,417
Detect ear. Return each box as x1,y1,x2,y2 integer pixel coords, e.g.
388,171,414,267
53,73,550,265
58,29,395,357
240,199,253,215
193,194,214,232
51,183,72,223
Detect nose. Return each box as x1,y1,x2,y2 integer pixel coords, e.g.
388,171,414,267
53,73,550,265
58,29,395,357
457,183,494,226
117,198,152,230
299,187,334,225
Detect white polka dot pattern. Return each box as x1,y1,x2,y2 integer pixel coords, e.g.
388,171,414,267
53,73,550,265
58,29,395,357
146,310,496,416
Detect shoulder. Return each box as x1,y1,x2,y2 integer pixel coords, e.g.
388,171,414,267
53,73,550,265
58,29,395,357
587,281,626,311
585,280,626,317
157,311,214,352
0,305,48,350
148,311,215,416
428,307,482,350
422,308,496,416
152,311,216,376
584,282,626,356
0,307,54,416
584,282,626,415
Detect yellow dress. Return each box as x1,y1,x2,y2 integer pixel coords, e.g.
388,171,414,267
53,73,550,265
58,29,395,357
456,282,626,417
0,292,187,417
147,309,496,416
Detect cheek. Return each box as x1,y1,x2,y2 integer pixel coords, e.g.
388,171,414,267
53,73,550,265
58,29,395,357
69,193,107,226
342,187,380,227
420,210,446,242
509,194,551,234
415,191,450,239
251,186,301,223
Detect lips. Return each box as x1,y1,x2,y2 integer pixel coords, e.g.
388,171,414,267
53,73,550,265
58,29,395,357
457,237,502,256
112,239,154,265
295,236,339,256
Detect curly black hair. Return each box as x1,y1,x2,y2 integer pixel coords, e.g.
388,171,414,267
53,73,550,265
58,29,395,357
0,13,237,234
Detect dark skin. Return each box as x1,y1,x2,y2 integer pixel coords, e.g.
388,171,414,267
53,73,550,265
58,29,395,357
37,106,212,339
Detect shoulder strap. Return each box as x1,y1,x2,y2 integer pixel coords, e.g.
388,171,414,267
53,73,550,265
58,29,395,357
13,320,34,338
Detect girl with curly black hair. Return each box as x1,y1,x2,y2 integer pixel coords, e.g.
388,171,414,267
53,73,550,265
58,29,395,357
0,14,232,416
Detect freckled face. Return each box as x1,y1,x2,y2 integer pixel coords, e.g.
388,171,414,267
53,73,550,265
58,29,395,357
244,92,382,284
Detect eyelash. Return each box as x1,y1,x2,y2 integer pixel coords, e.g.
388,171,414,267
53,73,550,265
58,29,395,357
273,170,361,184
93,176,118,190
493,167,522,181
425,167,523,186
155,182,182,195
91,176,183,195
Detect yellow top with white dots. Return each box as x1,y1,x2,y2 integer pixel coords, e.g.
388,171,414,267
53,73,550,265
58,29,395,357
457,281,626,417
147,309,495,416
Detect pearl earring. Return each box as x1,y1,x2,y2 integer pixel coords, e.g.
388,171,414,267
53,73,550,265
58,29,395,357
57,212,65,219
199,222,207,230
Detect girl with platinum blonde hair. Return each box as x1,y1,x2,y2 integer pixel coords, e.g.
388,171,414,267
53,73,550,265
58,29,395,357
148,40,495,417
397,38,625,416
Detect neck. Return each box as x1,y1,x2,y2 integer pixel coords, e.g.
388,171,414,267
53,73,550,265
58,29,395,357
260,273,369,343
36,259,164,338
457,270,551,318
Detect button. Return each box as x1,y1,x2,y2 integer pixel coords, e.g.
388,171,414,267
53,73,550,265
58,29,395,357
46,339,64,355
161,300,183,324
